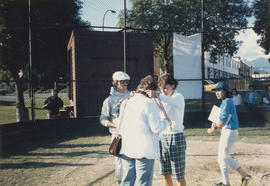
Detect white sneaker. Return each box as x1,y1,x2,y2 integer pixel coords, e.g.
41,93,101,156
241,175,252,186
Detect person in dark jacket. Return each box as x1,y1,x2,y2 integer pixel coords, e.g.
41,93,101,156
43,89,64,119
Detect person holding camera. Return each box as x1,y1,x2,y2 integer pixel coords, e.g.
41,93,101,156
118,75,169,186
157,73,187,186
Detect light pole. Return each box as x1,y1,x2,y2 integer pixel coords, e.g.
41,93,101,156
102,9,116,32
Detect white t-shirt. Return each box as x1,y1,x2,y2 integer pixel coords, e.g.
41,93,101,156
232,94,242,106
159,90,185,134
248,92,254,103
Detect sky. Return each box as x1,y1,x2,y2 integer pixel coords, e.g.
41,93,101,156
81,0,269,61
236,24,270,61
81,0,130,31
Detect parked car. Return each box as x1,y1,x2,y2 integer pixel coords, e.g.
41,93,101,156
204,80,216,91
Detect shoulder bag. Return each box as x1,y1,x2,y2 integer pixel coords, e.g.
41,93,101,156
108,98,129,157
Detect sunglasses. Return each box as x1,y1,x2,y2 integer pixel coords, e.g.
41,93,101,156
119,80,129,85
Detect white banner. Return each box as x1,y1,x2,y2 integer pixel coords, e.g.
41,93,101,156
173,33,202,99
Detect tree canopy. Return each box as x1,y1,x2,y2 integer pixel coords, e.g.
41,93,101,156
0,0,90,85
0,0,90,120
120,0,252,73
253,0,270,58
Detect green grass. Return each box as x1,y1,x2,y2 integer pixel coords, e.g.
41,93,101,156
185,90,266,112
0,98,17,124
1,93,218,124
184,127,270,144
0,90,266,124
0,95,70,124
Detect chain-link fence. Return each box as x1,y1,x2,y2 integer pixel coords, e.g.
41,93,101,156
1,0,267,125
1,77,267,125
0,80,70,125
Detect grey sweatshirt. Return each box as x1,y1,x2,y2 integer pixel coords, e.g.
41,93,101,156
100,87,130,134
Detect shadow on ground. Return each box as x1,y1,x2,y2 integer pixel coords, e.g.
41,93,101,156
0,100,15,106
0,117,109,158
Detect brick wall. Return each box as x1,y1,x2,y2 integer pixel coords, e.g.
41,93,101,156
67,30,154,117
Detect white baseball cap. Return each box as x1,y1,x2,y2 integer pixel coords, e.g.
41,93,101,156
112,71,130,81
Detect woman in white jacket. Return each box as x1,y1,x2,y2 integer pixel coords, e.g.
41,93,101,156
119,75,169,186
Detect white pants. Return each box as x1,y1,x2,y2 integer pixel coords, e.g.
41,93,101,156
115,156,123,181
111,134,123,181
218,128,240,184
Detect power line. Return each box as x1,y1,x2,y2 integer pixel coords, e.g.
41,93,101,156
2,24,256,33
253,67,270,68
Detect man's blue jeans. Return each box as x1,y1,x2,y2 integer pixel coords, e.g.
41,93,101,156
120,155,155,186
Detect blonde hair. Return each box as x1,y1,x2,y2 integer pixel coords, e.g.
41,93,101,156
112,80,118,87
136,75,157,93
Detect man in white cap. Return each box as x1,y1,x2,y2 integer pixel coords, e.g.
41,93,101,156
100,71,130,184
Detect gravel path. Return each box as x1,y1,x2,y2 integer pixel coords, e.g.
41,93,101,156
44,139,270,186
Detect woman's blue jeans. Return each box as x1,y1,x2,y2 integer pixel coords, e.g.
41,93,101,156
120,155,155,186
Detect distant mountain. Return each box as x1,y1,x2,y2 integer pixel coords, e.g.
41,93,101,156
243,57,270,73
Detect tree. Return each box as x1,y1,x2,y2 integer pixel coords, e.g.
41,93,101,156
253,0,270,58
119,0,251,73
0,0,89,121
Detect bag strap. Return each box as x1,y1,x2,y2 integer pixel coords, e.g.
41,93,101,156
154,95,172,126
115,96,131,136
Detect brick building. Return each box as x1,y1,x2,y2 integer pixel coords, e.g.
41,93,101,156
67,30,154,117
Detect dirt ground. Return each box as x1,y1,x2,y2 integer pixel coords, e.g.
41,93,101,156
42,138,270,186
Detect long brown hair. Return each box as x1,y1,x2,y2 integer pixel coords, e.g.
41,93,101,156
136,75,157,96
224,89,232,98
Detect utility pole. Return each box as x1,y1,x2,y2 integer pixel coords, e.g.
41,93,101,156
201,0,206,126
123,0,127,72
28,0,34,121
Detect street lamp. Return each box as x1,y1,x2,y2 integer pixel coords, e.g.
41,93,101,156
102,9,116,32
